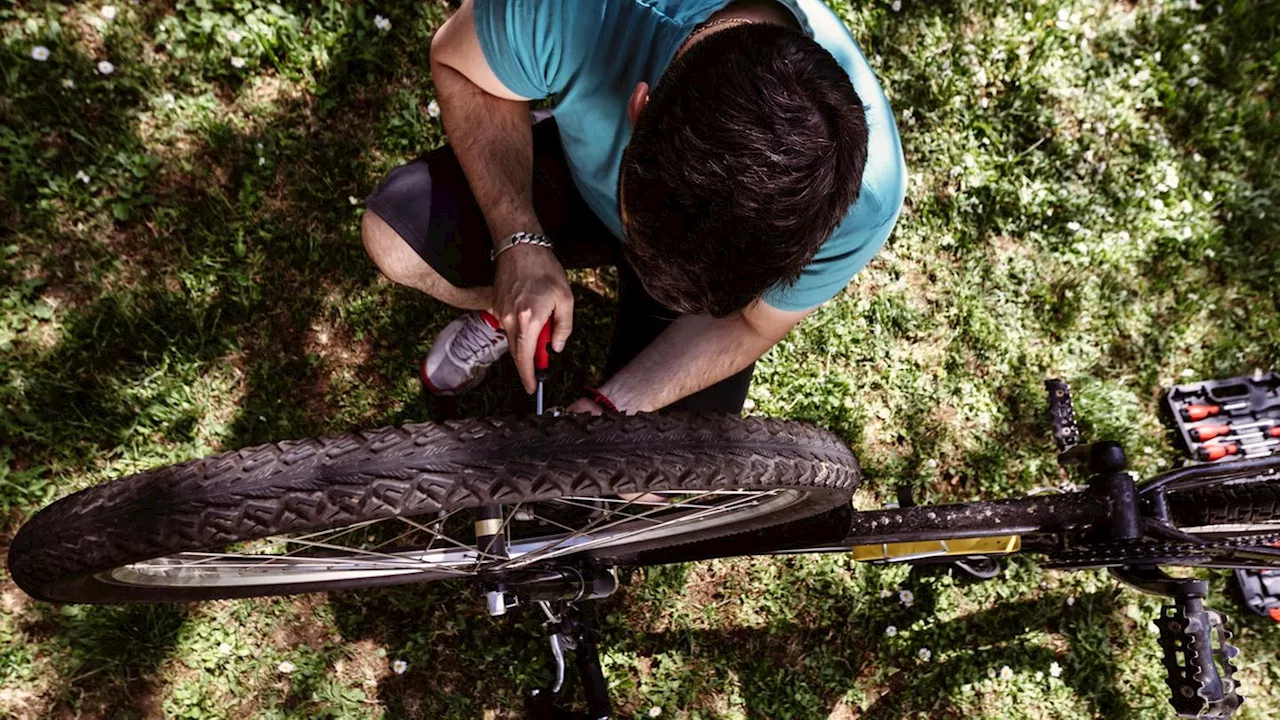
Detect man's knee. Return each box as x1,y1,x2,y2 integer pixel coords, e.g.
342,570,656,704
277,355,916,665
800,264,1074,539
361,209,413,284
360,208,492,309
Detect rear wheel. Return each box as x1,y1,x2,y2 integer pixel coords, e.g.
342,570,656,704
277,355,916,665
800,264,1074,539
7,413,860,603
1147,473,1280,570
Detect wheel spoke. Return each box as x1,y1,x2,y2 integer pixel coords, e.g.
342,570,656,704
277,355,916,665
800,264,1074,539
110,488,800,589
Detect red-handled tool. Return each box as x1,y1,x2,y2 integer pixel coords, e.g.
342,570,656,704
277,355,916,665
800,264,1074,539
534,322,553,415
1191,422,1280,442
1181,401,1250,421
1198,444,1240,461
1199,437,1280,461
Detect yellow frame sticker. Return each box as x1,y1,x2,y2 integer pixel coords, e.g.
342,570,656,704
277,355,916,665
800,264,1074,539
851,535,1021,562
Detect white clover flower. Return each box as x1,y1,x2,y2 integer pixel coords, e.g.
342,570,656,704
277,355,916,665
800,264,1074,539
62,78,76,88
231,56,246,68
101,5,117,20
277,660,296,674
161,92,175,106
374,15,392,31
1202,190,1213,201
999,666,1014,681
348,195,360,205
1066,596,1075,606
218,642,233,656
879,589,892,599
75,170,91,183
885,625,898,637
1186,77,1200,87
917,647,932,662
1049,661,1062,678
647,708,662,718
97,60,115,75
258,156,265,166
226,29,243,43
1190,54,1200,64
427,99,441,118
32,45,52,61
391,659,408,675
1150,198,1166,211
899,589,914,606
891,0,902,11
1066,221,1082,232
1179,200,1193,214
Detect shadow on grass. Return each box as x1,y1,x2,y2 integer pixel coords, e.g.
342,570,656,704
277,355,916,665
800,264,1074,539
324,570,1151,719
18,604,187,718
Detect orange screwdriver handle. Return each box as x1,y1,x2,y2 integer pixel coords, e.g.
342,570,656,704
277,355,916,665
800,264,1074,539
1197,444,1238,461
1182,405,1221,422
1191,425,1231,442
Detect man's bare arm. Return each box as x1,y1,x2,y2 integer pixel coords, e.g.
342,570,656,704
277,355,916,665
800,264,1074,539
592,302,815,413
430,1,574,389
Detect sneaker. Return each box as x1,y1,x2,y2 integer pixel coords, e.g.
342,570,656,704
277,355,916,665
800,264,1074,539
421,311,509,395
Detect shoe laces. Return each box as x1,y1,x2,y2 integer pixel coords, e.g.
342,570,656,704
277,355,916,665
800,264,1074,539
453,314,506,362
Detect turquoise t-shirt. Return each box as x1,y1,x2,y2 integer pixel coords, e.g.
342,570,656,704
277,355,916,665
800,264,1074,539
474,0,906,311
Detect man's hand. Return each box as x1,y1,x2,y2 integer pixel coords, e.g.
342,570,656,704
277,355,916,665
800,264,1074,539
493,244,574,393
566,397,605,415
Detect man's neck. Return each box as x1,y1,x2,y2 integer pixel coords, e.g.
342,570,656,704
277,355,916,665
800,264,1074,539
676,0,798,59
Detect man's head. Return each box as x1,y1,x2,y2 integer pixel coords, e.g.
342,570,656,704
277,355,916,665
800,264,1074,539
619,23,868,317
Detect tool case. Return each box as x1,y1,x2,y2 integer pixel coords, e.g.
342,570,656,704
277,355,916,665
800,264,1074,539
1162,371,1280,623
1234,567,1280,623
1160,370,1280,463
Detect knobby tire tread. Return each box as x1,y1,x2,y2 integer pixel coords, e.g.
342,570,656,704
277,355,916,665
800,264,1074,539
8,413,860,603
1169,474,1280,529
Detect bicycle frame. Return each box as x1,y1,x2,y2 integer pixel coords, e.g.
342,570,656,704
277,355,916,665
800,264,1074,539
522,382,1280,719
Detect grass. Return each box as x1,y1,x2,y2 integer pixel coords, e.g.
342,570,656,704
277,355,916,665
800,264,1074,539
1,0,1278,717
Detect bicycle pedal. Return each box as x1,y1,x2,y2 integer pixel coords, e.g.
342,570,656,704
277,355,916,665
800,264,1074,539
1156,599,1243,719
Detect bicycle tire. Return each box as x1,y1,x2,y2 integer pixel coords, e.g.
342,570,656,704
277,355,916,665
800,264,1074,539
7,413,859,604
1168,473,1280,532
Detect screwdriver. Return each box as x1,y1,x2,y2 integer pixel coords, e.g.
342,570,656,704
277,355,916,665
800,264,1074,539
1190,422,1280,442
1198,438,1280,461
1181,401,1250,422
534,322,552,416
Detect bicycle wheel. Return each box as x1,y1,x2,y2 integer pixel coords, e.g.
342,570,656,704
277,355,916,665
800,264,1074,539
1169,473,1280,535
8,413,859,604
1155,473,1280,570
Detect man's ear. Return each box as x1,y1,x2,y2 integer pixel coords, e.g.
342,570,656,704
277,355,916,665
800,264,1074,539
627,82,650,127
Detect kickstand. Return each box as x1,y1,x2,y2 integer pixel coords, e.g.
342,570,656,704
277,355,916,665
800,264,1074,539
525,603,613,720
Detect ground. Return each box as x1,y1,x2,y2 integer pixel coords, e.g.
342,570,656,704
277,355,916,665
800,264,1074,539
1,0,1279,717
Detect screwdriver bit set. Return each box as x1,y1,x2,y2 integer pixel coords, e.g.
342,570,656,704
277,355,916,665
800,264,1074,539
1162,370,1280,463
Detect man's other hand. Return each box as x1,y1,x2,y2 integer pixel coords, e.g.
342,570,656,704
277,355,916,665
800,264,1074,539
492,244,573,393
566,397,605,415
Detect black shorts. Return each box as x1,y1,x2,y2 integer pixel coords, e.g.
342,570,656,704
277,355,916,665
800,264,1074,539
366,117,754,413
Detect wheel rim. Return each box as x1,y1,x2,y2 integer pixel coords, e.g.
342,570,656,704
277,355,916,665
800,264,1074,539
96,488,807,589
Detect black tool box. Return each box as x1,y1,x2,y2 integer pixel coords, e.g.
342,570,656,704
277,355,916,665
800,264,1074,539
1161,371,1280,463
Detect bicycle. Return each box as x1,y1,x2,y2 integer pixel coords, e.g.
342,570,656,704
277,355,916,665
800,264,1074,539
8,379,1280,719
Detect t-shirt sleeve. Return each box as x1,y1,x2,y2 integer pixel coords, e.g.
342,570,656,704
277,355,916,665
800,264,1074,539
760,185,902,312
472,0,593,100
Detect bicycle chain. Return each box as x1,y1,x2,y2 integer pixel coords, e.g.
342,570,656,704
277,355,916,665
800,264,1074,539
1043,532,1280,568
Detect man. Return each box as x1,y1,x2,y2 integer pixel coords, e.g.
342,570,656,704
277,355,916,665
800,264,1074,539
362,0,905,414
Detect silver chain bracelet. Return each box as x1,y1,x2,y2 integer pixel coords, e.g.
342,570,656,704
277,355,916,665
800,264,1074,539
492,232,554,261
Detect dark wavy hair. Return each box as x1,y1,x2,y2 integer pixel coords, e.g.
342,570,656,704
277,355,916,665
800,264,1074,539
618,24,869,317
